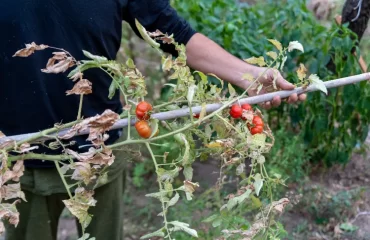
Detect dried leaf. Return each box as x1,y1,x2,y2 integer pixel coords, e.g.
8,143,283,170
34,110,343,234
69,71,84,82
288,41,304,52
309,74,328,95
244,56,266,67
71,162,93,185
12,42,48,57
0,183,26,201
66,147,115,166
297,63,307,81
0,201,20,229
66,79,92,95
266,51,278,60
272,198,290,213
267,39,283,51
19,143,39,153
41,51,75,74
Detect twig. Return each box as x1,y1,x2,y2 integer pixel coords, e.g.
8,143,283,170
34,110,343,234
1,72,370,144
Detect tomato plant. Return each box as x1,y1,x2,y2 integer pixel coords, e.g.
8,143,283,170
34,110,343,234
4,20,325,240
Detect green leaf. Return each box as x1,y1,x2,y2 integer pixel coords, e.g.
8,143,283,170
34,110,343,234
340,222,359,232
135,19,161,49
202,214,219,223
82,50,108,62
149,119,159,138
309,74,327,95
168,192,180,207
108,81,117,99
253,174,264,196
78,233,95,240
168,221,198,238
126,58,136,69
228,83,236,97
183,165,193,181
140,228,165,239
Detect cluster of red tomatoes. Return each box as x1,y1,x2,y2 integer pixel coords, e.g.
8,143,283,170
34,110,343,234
135,101,153,138
229,103,264,135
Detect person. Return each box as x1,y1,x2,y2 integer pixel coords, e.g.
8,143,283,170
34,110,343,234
0,0,306,239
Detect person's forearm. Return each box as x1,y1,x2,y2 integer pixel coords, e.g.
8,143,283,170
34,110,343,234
185,33,257,89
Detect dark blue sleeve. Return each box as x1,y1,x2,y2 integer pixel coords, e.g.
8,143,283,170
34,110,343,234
123,0,197,55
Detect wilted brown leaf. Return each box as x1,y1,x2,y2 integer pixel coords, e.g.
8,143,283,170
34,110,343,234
272,198,290,213
0,183,26,201
63,187,96,230
41,52,75,74
19,143,39,153
69,71,84,82
60,109,119,142
0,139,15,150
12,42,48,57
297,63,307,81
66,147,115,166
0,201,20,229
63,199,92,229
1,161,25,185
71,162,94,185
66,79,92,95
183,180,199,194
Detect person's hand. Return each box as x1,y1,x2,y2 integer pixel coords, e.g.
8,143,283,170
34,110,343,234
247,67,306,110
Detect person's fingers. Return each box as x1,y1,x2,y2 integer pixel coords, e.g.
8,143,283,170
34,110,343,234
264,101,272,110
288,93,298,103
271,96,281,107
276,74,295,90
298,93,307,102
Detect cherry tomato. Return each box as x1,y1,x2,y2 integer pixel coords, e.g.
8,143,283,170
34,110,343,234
241,104,252,111
252,116,264,128
193,113,200,119
135,120,152,138
250,125,264,135
229,105,243,119
136,101,153,120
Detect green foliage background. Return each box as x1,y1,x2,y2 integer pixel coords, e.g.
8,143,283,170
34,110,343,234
172,0,370,167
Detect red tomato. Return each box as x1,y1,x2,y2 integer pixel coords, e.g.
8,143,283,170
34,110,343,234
241,104,252,111
229,105,243,119
136,101,153,120
135,120,152,138
193,113,200,119
250,125,264,135
252,116,264,128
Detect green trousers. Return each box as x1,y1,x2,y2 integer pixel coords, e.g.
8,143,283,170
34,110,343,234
4,146,130,240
